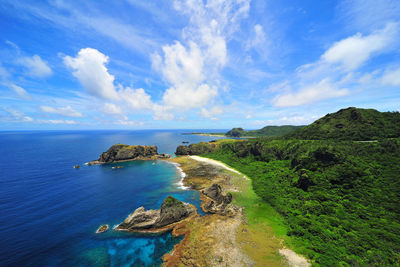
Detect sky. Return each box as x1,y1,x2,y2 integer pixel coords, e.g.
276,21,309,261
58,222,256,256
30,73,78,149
0,0,399,130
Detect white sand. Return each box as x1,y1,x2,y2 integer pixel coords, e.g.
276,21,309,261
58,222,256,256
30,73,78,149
188,155,249,180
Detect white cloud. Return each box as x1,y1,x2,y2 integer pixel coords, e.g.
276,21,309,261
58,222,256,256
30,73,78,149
113,119,144,126
9,84,31,100
382,67,400,86
37,119,77,125
322,22,398,71
200,106,223,119
246,24,266,50
17,55,52,78
64,48,119,100
337,0,400,31
2,107,34,122
251,115,321,126
153,104,174,121
152,0,249,111
119,87,153,110
272,79,349,107
163,83,218,109
103,103,123,115
40,105,83,117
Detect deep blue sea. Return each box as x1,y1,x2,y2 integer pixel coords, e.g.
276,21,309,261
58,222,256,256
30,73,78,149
0,130,225,266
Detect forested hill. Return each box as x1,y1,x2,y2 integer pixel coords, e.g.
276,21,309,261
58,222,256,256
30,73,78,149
225,125,303,137
285,107,400,140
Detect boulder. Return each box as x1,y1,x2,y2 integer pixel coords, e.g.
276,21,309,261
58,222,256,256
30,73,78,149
115,196,196,232
201,184,233,214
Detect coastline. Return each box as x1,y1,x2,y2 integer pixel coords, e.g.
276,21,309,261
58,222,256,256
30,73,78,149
163,155,310,267
167,161,190,190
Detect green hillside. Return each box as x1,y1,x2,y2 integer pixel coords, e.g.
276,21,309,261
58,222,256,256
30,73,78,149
286,107,400,140
225,125,303,137
203,138,400,266
190,107,400,265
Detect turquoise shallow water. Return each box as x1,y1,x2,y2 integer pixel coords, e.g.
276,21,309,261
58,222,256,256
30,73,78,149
0,130,225,266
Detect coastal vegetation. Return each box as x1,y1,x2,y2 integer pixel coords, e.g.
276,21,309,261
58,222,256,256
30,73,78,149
226,125,304,138
196,107,400,265
285,107,400,140
182,124,303,138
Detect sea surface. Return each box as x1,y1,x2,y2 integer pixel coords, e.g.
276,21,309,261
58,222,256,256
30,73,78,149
0,130,226,266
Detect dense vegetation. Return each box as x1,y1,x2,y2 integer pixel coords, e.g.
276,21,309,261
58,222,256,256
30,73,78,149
286,107,400,140
225,125,303,137
225,127,246,137
203,138,400,265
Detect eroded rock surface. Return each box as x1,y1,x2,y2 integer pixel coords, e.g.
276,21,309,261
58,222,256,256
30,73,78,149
87,144,170,165
115,196,196,232
201,184,234,215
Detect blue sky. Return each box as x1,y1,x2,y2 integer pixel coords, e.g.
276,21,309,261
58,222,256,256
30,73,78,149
0,0,399,130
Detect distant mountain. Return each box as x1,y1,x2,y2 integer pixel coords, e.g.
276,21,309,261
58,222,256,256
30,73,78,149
247,125,304,137
285,107,400,140
225,125,303,137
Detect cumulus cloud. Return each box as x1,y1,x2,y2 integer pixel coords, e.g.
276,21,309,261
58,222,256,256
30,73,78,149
64,48,119,100
40,105,83,117
119,87,153,110
382,67,400,86
152,0,249,111
64,48,155,119
103,103,123,115
272,79,349,107
17,55,52,78
322,22,398,71
200,106,223,119
9,84,31,100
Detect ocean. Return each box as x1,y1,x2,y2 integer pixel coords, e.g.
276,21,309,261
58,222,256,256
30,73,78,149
0,130,225,266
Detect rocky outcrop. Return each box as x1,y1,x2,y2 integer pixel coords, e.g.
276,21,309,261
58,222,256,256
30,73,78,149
87,144,171,165
115,196,196,232
175,142,218,156
96,224,109,234
201,184,233,214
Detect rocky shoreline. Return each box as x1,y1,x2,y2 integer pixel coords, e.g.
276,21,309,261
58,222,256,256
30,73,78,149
86,144,171,165
88,143,308,266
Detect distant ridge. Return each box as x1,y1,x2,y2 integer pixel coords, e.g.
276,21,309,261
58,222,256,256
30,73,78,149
225,125,303,137
285,107,400,140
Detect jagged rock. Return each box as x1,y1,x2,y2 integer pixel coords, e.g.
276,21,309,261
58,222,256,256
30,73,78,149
87,144,171,165
175,145,190,155
201,184,233,214
175,142,218,156
154,196,192,228
115,196,196,232
96,224,109,234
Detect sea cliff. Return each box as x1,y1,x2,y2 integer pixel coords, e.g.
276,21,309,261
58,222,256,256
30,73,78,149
87,144,170,165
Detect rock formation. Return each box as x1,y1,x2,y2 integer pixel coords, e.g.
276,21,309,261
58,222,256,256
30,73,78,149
87,144,171,165
201,184,234,214
175,142,218,156
115,196,196,232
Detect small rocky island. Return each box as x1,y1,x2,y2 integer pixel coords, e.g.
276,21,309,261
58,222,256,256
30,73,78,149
115,196,197,233
87,144,171,165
